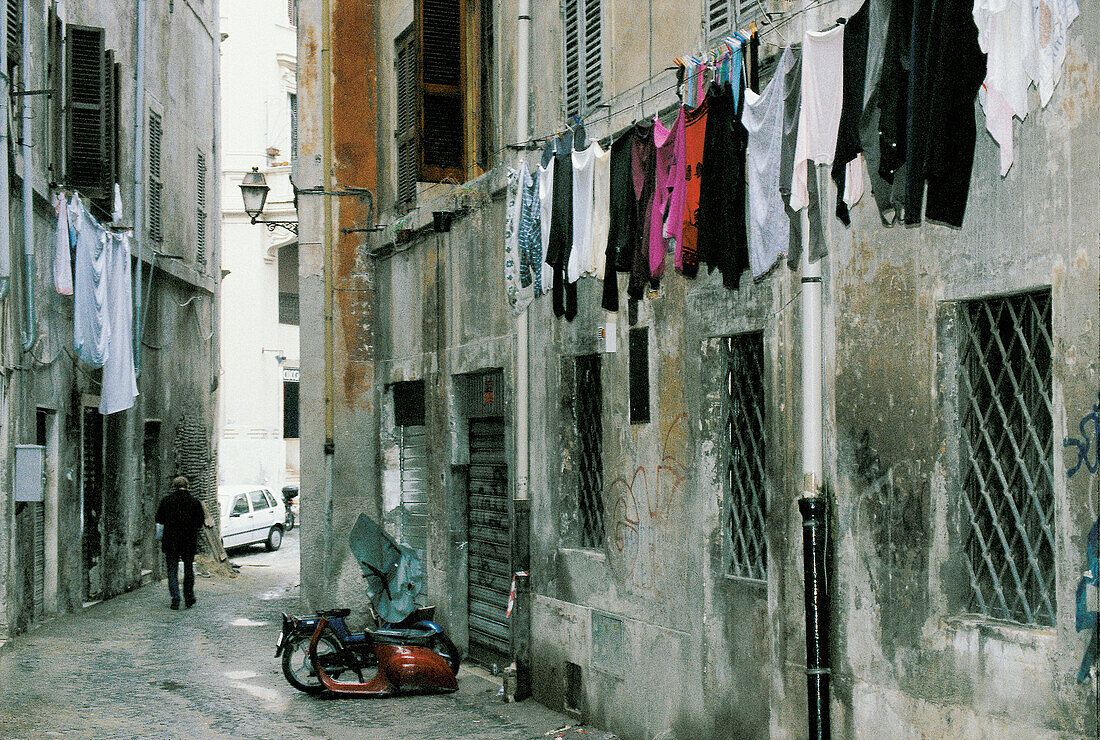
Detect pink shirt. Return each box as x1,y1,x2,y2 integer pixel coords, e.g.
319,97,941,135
648,107,686,280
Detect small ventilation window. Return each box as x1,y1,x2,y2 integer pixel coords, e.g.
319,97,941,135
629,327,650,424
196,151,207,265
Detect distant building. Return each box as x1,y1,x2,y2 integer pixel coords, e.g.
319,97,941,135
217,0,299,491
0,0,221,636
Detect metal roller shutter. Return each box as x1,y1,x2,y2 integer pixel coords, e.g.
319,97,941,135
467,418,510,663
399,425,429,565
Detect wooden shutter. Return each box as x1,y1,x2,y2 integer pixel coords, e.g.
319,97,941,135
66,26,108,198
148,111,163,242
196,151,207,265
416,0,464,183
394,27,417,205
582,0,602,110
563,0,581,118
101,50,117,197
288,93,298,160
563,0,601,118
706,0,732,39
6,0,20,68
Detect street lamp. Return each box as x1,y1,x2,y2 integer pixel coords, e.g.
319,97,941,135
239,167,298,235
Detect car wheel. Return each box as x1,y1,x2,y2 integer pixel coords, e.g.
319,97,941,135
266,526,283,551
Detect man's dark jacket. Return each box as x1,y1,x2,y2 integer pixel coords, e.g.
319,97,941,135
155,490,206,557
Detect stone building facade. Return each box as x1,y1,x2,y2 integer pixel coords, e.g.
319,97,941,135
296,0,1098,736
0,0,220,637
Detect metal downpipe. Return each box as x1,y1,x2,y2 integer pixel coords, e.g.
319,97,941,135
799,166,830,738
133,0,147,374
19,0,34,352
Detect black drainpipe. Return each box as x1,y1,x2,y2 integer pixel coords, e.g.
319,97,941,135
799,492,831,739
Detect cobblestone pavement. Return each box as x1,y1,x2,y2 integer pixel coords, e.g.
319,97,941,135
0,530,615,740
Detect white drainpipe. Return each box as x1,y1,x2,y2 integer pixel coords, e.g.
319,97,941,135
133,0,147,373
20,0,34,351
515,0,530,502
0,0,10,300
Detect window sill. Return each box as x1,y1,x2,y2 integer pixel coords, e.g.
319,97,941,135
723,573,767,587
558,547,607,563
942,614,1056,646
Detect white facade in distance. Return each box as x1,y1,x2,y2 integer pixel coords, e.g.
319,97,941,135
218,0,300,490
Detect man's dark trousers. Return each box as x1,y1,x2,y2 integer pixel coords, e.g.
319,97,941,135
166,553,195,607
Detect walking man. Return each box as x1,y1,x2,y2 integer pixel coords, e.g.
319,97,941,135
155,475,206,609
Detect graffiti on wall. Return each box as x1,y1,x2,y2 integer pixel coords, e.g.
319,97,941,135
1077,517,1099,682
608,413,688,594
1064,393,1099,478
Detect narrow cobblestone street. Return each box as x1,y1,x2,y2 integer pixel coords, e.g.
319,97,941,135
0,531,614,740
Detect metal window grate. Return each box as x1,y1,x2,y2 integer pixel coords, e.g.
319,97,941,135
959,290,1056,626
576,354,604,548
725,333,766,580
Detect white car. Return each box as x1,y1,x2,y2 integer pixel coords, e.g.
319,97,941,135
218,485,286,551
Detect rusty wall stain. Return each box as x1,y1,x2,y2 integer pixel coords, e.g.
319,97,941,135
331,0,378,402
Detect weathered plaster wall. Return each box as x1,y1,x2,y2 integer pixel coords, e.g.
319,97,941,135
300,0,1100,737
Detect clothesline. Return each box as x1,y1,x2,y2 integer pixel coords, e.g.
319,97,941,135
502,0,1082,324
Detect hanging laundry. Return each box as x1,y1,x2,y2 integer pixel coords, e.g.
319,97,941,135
679,97,707,278
602,129,636,312
1032,0,1079,107
696,81,749,289
546,138,577,320
504,164,529,315
791,22,861,259
569,141,610,282
70,195,110,368
649,107,685,282
779,44,807,266
517,161,548,297
904,0,986,227
832,1,870,226
99,231,138,415
538,144,555,283
743,46,798,280
53,193,74,296
628,119,656,300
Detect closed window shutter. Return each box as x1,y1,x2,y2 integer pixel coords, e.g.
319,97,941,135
416,0,465,183
706,0,731,39
6,0,20,68
563,0,601,119
582,0,602,109
102,51,117,195
66,26,107,197
394,28,417,205
148,111,163,242
288,93,298,160
563,0,581,119
196,152,207,265
707,0,761,39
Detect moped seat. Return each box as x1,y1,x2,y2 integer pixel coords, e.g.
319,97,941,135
371,627,428,643
319,608,351,618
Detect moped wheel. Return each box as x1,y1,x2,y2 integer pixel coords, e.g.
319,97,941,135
281,631,342,694
285,510,295,532
428,633,461,676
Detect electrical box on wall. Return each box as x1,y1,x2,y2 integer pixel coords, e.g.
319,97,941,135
599,322,616,353
14,445,45,502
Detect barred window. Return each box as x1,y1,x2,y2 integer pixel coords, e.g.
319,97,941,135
725,333,766,580
576,354,604,548
959,290,1055,626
